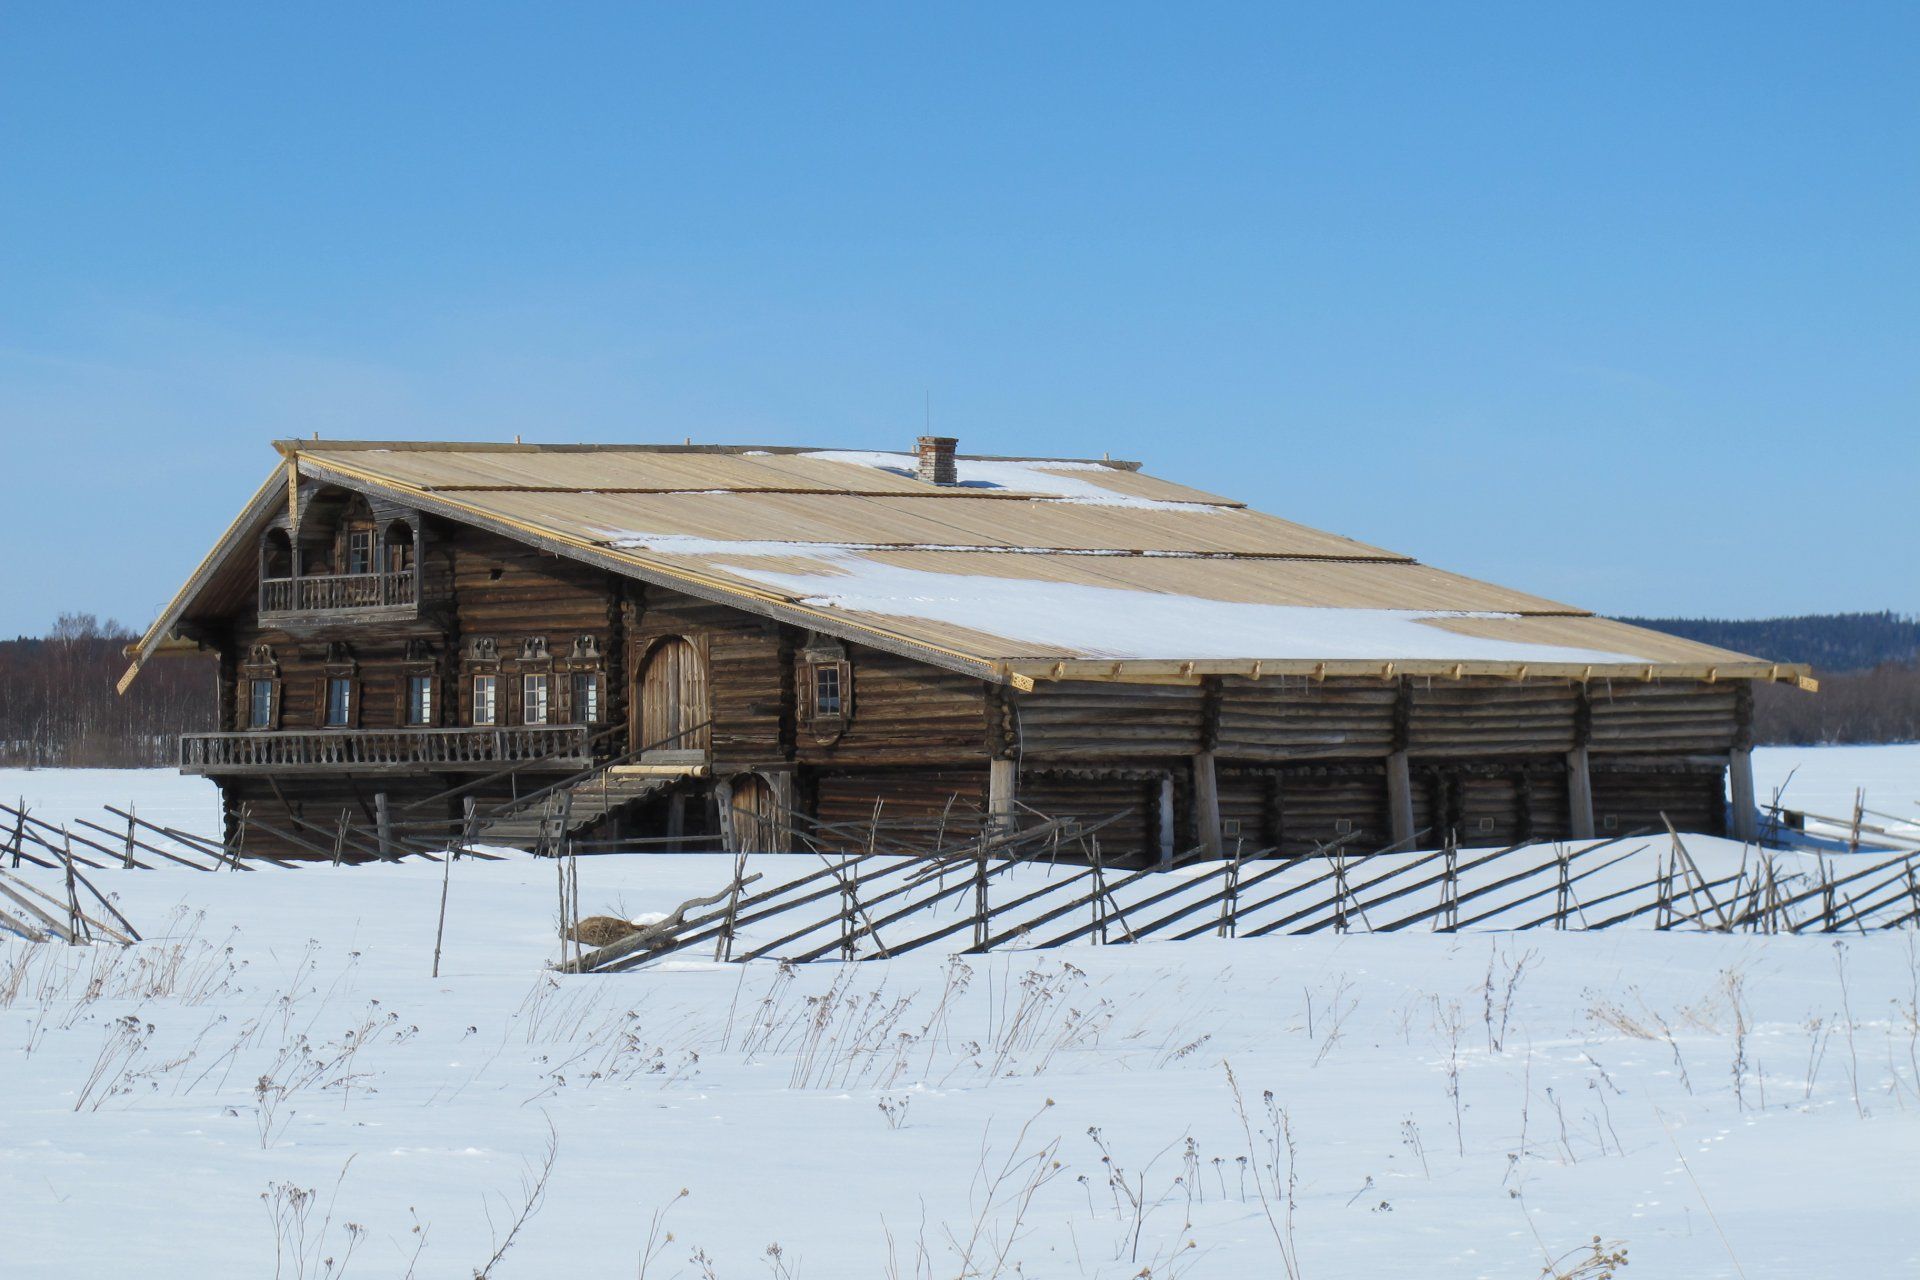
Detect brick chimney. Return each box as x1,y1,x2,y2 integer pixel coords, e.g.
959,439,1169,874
916,435,958,485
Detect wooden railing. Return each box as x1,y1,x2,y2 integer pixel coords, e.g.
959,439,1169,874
260,570,416,614
179,725,592,774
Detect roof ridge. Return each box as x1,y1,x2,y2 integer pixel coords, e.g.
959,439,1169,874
277,439,1142,469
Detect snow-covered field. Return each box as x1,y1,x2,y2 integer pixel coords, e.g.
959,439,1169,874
0,745,1916,1278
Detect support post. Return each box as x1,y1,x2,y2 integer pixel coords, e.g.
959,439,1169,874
1192,750,1224,860
1156,774,1176,869
1566,746,1596,840
375,791,393,861
1385,750,1415,848
768,770,795,853
714,777,737,854
987,758,1017,835
1727,747,1758,843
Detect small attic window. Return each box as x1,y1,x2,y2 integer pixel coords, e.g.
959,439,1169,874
799,633,851,734
811,663,843,718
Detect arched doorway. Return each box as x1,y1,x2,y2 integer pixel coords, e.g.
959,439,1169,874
382,519,415,573
260,529,294,578
637,637,710,756
728,774,781,852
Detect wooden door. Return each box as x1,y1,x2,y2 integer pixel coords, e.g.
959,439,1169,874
728,774,780,852
638,637,710,755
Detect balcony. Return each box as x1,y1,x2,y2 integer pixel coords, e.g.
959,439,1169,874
258,569,417,625
180,725,592,775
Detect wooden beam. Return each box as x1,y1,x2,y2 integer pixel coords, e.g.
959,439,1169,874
1566,745,1596,840
1727,747,1758,842
1385,750,1415,848
987,759,1017,833
1192,751,1224,860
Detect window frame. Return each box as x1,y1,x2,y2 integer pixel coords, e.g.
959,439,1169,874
812,663,843,718
569,670,603,725
522,673,551,726
324,676,354,728
405,674,435,727
346,529,374,575
248,678,275,730
472,674,499,726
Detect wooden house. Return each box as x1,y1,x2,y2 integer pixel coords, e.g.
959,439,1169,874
121,438,1813,860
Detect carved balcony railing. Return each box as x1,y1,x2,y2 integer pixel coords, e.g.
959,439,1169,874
179,725,592,774
259,570,416,617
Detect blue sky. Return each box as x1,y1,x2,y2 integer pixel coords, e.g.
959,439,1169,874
1,3,1914,637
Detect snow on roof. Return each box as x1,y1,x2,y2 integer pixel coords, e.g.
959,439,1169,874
662,549,1649,664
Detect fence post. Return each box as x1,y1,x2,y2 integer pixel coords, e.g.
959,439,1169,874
231,802,251,870
1554,846,1570,930
973,831,989,950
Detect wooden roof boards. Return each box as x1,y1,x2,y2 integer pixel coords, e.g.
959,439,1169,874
289,443,1239,506
435,489,1402,560
121,439,1814,691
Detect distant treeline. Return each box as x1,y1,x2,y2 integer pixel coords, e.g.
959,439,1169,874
0,615,213,768
1750,662,1920,746
1616,611,1920,671
1617,611,1920,746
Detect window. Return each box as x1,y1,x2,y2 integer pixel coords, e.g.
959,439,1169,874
811,663,842,718
347,530,373,575
406,675,434,726
472,675,498,726
522,674,550,725
248,679,274,729
324,677,353,727
570,671,602,724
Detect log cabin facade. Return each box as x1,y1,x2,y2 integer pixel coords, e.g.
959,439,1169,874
123,438,1813,861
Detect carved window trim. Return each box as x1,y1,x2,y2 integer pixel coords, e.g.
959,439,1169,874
555,635,605,724
798,634,852,742
319,643,359,729
396,639,438,727
464,637,502,726
239,644,282,731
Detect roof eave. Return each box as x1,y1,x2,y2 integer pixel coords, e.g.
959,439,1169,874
118,463,290,694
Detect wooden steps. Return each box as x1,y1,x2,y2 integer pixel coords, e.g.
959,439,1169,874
478,771,683,848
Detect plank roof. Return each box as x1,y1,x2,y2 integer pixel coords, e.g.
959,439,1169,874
122,440,1812,691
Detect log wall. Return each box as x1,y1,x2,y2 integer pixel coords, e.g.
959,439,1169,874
1011,682,1206,760
1017,768,1175,862
798,646,990,768
1212,676,1398,760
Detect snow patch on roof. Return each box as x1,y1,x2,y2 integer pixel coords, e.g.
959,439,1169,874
661,552,1646,663
802,449,1219,510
